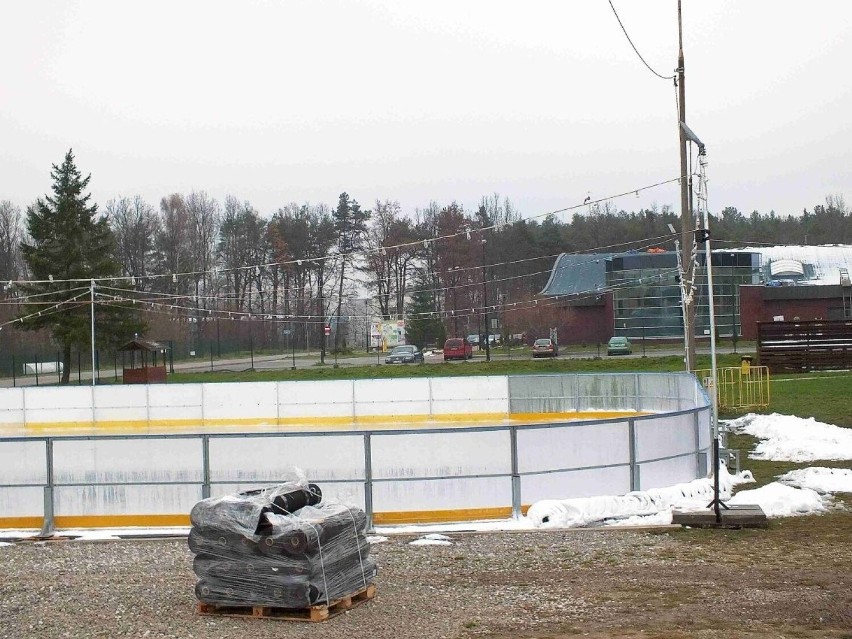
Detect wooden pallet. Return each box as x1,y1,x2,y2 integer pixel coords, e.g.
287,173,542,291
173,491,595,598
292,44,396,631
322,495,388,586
196,583,376,622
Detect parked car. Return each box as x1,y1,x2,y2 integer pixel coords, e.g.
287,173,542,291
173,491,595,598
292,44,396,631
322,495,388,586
443,337,473,361
607,336,632,356
466,334,481,347
384,345,424,364
532,338,559,358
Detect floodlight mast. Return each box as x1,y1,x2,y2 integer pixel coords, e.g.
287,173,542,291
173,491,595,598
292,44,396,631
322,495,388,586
676,0,696,374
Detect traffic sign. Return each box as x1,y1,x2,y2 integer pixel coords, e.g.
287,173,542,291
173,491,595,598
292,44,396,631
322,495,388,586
324,325,331,335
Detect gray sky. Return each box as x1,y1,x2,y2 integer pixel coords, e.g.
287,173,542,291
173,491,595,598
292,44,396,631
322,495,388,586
1,1,850,221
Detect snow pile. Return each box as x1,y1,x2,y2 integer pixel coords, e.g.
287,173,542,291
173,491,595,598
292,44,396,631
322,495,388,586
777,467,852,494
527,466,755,528
728,483,829,517
409,533,453,547
725,413,852,462
0,542,13,548
366,535,389,544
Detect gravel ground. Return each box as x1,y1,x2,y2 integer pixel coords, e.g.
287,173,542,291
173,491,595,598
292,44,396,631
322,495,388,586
1,522,851,639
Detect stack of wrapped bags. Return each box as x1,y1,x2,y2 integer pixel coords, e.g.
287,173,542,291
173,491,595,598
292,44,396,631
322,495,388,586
188,481,376,608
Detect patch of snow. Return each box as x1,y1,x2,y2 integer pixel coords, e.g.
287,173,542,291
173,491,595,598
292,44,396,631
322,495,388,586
374,518,533,536
725,413,852,462
777,467,852,494
604,511,674,527
409,538,453,546
728,482,830,517
72,531,122,541
0,542,13,547
422,533,452,541
366,535,389,544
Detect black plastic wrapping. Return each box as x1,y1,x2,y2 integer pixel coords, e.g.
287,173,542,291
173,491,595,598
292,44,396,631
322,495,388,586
189,483,374,608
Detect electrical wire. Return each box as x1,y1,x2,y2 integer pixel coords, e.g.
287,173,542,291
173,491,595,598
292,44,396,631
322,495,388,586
2,176,682,287
607,0,676,81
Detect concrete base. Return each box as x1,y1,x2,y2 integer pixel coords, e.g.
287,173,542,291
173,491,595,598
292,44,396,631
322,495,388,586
672,504,768,529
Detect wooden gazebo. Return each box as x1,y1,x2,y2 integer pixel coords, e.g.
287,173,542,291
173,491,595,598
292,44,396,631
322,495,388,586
120,339,169,384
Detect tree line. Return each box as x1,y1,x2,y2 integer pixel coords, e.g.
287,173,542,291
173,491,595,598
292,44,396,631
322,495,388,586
0,150,849,381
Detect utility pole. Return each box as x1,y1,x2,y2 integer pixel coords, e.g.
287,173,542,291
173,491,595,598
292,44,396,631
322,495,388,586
678,0,696,372
90,279,96,387
481,238,491,362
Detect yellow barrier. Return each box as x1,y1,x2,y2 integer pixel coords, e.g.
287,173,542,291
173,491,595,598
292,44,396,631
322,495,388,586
694,366,770,410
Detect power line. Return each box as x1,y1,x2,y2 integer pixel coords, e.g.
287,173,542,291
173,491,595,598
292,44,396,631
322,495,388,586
607,0,676,81
2,176,682,287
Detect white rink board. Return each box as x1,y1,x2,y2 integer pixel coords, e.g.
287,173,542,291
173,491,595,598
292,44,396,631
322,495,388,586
372,476,512,512
371,430,511,479
277,380,354,419
353,378,431,416
204,382,278,420
520,466,632,503
147,384,203,422
208,434,365,483
634,413,695,462
55,484,202,515
52,438,204,483
93,385,148,423
698,410,711,449
24,386,93,424
0,388,25,424
638,455,698,491
516,421,630,474
0,440,47,483
430,376,508,415
0,486,44,518
0,372,712,527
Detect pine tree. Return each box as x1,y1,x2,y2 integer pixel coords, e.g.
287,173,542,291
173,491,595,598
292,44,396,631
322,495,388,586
404,273,445,350
332,192,370,353
19,149,143,383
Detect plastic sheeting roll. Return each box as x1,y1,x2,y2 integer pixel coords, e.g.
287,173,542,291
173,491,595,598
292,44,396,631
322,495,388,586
188,482,376,608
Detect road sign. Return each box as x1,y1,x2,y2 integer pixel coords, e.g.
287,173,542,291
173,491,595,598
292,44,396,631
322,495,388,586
324,325,331,335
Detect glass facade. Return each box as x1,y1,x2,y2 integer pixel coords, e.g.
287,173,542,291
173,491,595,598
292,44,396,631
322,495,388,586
608,252,759,339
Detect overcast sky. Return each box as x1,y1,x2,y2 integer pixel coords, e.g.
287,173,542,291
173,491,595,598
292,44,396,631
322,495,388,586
1,1,850,222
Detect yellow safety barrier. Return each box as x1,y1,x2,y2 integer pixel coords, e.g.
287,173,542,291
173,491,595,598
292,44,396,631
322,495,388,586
694,365,770,410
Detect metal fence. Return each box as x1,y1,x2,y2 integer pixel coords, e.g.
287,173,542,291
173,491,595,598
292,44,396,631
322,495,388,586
1,411,711,534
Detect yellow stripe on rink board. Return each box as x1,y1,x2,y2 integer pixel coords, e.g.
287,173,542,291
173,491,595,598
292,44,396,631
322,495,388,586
1,507,537,530
53,514,192,528
0,516,44,529
372,507,515,525
13,410,646,436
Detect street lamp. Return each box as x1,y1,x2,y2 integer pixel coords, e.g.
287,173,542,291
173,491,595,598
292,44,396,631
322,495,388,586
481,238,491,363
449,266,461,336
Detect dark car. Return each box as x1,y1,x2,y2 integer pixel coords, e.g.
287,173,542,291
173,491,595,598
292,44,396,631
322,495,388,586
607,336,632,356
532,338,558,358
384,344,424,364
443,338,473,361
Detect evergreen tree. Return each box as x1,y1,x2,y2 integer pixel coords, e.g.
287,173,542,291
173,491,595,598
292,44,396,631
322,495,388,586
332,192,370,352
405,273,445,349
19,149,143,383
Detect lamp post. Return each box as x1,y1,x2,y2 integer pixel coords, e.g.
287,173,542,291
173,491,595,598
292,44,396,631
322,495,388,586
449,266,460,336
481,238,491,362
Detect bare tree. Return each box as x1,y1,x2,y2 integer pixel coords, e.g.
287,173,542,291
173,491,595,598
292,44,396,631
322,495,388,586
361,200,420,319
185,191,220,310
106,196,160,287
0,200,25,283
155,193,191,295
